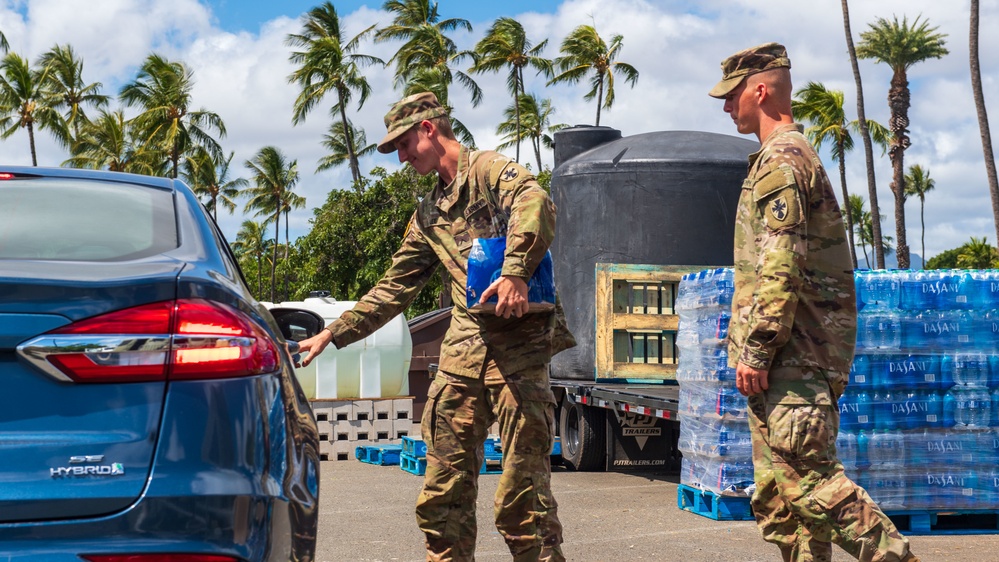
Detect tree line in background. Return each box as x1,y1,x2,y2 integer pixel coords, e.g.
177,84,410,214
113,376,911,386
0,1,997,313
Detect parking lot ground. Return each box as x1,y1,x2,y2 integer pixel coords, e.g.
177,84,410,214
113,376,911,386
319,459,999,561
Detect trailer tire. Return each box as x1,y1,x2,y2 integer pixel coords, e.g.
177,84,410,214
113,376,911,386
559,398,606,471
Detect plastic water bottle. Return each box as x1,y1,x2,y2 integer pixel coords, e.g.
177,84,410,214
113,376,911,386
981,309,999,354
924,390,943,428
936,270,973,310
951,352,991,387
890,388,929,430
900,269,937,310
850,354,873,389
971,270,999,309
865,467,907,509
860,270,900,309
858,308,901,351
856,430,870,470
923,467,978,509
904,310,973,352
839,387,874,432
881,354,941,390
949,387,993,429
837,431,858,470
873,388,895,430
868,429,905,468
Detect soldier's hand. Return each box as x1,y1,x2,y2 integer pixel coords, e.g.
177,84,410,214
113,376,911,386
298,327,335,367
480,275,529,319
736,362,769,396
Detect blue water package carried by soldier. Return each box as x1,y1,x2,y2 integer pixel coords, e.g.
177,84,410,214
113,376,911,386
466,236,555,312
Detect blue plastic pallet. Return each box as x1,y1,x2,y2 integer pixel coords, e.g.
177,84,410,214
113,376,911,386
676,483,753,521
399,452,503,476
355,444,403,466
400,453,427,476
885,510,999,535
402,436,427,458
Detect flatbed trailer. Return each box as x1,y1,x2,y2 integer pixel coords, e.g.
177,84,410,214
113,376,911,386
551,379,683,473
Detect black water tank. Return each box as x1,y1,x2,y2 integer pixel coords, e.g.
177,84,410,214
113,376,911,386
550,126,758,381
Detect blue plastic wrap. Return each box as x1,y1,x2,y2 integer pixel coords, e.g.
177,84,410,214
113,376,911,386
466,237,555,311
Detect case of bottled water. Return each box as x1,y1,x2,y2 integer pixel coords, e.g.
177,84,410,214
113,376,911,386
845,269,999,512
676,268,753,496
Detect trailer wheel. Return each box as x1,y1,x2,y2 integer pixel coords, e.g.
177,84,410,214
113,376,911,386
559,397,606,471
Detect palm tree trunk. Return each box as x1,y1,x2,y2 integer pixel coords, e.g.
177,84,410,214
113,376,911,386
339,89,361,184
534,135,542,173
920,198,926,269
595,76,604,126
514,69,522,163
271,211,280,303
888,72,911,270
971,0,999,250
28,122,37,166
256,251,263,298
841,0,885,269
837,138,857,269
284,210,290,302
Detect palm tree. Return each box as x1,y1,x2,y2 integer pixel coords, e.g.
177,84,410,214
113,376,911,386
853,196,895,269
37,44,109,146
471,18,551,162
0,52,57,166
376,0,481,108
970,0,999,252
841,0,886,269
0,30,9,53
857,15,948,270
286,2,382,184
119,53,226,179
280,190,307,301
317,118,376,174
903,164,935,269
848,194,871,268
496,93,562,173
957,237,998,269
792,81,890,268
243,146,299,303
549,25,639,126
63,108,164,174
181,148,246,221
232,219,270,298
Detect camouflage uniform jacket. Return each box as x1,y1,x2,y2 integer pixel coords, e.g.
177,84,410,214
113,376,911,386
327,146,575,379
727,124,857,393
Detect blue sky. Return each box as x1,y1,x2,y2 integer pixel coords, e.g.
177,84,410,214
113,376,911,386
0,0,997,263
203,0,562,31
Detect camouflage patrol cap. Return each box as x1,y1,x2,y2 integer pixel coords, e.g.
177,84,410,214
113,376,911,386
708,42,791,99
376,92,449,153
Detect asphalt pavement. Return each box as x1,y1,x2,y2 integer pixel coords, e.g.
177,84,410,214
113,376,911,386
318,459,999,561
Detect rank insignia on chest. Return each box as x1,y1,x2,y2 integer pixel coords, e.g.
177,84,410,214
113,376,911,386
502,167,519,181
770,197,788,221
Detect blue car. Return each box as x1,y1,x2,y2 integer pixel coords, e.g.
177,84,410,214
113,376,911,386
0,166,322,561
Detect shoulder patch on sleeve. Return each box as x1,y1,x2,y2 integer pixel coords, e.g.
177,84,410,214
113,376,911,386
752,163,802,231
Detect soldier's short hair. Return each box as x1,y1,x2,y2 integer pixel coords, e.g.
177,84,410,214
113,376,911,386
709,42,791,99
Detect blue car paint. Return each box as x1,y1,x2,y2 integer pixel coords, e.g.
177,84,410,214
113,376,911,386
0,166,320,560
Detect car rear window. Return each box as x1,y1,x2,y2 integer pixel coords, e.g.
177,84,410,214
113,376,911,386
0,177,178,261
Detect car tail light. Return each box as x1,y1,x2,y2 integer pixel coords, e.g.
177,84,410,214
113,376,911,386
80,554,239,562
17,299,279,383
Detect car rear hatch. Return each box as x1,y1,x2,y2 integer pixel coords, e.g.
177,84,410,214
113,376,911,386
0,172,182,522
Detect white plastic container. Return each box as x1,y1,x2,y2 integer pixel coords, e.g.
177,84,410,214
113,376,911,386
272,297,412,400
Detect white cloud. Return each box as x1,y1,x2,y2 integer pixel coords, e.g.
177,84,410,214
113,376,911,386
0,0,997,261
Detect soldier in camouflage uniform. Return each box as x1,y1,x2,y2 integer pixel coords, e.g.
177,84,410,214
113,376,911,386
709,44,919,562
298,92,575,562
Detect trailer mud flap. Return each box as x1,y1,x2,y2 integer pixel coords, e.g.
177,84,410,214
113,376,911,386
605,410,680,473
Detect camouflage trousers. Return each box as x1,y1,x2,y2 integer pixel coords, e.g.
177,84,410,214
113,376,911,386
416,359,564,562
748,385,914,562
